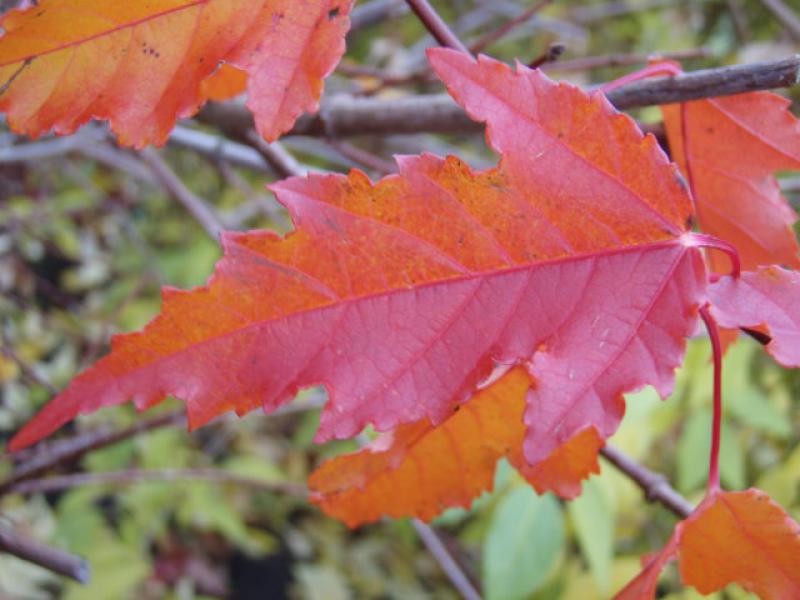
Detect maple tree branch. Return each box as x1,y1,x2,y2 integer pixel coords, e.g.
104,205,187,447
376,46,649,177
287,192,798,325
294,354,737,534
243,130,306,179
139,147,225,239
546,48,711,72
412,520,482,600
759,0,800,41
5,468,308,498
600,446,693,519
200,56,800,138
0,526,90,584
0,410,187,495
404,0,471,54
469,0,553,54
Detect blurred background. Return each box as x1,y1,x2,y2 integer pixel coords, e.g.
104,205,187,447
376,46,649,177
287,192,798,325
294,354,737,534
0,0,799,598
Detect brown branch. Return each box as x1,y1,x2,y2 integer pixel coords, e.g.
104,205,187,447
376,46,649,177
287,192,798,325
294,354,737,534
545,48,711,73
404,0,471,54
605,54,800,109
469,0,553,54
139,147,225,239
0,410,187,494
243,131,306,179
6,468,308,498
200,56,800,139
0,526,90,583
759,0,800,41
528,42,566,69
326,139,396,175
411,520,482,600
600,445,693,519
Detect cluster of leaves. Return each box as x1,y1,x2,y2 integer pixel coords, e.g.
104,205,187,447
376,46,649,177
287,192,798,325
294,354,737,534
2,1,800,598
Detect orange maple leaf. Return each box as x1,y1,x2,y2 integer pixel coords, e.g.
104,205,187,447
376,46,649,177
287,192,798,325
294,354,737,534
309,368,602,526
616,488,800,599
0,0,352,146
199,64,247,103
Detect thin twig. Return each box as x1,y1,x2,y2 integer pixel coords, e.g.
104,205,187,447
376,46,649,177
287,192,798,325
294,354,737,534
243,131,305,179
404,0,471,54
0,330,58,395
412,520,482,600
6,468,308,498
326,139,396,175
759,0,800,41
600,445,693,519
528,42,566,69
0,410,187,493
544,48,711,73
139,147,225,240
0,526,90,584
469,0,553,54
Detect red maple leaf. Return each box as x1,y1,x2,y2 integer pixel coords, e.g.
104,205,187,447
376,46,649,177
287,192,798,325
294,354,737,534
9,50,709,477
662,90,800,272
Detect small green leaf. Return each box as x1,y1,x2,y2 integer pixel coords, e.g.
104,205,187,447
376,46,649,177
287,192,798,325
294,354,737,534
567,478,614,594
484,486,564,600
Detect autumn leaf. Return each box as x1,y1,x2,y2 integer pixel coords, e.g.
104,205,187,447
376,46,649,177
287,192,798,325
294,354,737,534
0,0,352,146
616,489,800,598
662,92,800,272
309,368,602,526
199,64,247,103
708,266,800,367
9,51,706,474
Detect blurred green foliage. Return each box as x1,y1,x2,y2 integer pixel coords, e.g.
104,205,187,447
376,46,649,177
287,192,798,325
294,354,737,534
1,0,799,598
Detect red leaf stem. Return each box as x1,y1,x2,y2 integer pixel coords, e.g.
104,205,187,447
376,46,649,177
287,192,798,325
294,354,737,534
699,305,722,494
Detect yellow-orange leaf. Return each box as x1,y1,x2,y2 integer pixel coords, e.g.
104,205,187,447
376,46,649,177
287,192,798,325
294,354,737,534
679,489,800,598
0,0,352,146
199,64,247,102
309,368,602,526
616,488,800,598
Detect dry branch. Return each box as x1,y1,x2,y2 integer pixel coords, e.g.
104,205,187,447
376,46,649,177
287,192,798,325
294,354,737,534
0,527,90,584
200,56,800,138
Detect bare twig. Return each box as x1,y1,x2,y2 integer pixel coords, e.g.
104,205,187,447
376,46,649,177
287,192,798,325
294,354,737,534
545,48,711,73
139,147,225,239
528,42,566,69
0,330,58,395
200,57,800,139
759,0,800,41
404,0,471,54
412,520,482,600
243,131,306,179
0,410,187,493
600,445,693,519
606,55,800,108
469,0,553,54
0,526,90,584
326,139,396,175
6,468,308,498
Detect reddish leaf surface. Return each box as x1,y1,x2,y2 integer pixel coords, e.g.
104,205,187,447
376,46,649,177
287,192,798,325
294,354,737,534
709,266,800,367
0,0,352,146
616,489,800,598
662,93,800,272
309,368,602,526
10,51,705,470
